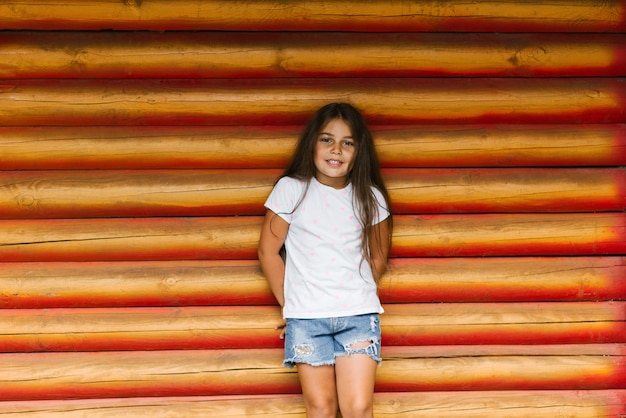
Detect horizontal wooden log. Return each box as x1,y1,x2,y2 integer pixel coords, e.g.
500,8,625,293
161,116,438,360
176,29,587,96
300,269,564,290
0,217,262,262
0,214,624,262
3,32,625,79
0,302,623,352
0,345,623,401
0,260,275,308
379,344,626,392
0,169,277,218
1,78,624,126
388,167,626,213
392,213,626,258
0,126,296,170
381,302,626,346
377,344,626,391
2,257,624,309
0,168,623,218
2,124,625,170
380,257,626,303
0,390,624,417
371,390,626,418
0,305,282,352
0,1,623,32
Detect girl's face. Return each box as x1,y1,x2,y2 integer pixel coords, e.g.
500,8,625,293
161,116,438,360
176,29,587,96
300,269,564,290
314,118,357,189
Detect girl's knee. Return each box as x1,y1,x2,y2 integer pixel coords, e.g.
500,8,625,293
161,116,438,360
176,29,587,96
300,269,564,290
340,398,374,418
303,399,338,418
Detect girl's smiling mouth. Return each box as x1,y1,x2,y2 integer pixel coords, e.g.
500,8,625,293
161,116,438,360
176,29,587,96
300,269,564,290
327,159,343,166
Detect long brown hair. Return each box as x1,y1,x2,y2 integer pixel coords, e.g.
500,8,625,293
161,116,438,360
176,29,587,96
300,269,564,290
280,102,392,282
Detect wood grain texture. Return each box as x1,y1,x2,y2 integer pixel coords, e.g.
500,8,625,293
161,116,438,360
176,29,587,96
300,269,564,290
1,78,624,126
0,214,624,262
377,344,626,392
0,0,623,32
2,32,624,78
2,257,623,309
392,213,626,257
0,390,624,417
0,345,623,401
0,168,622,218
385,167,626,213
0,216,262,261
0,0,624,411
2,124,625,170
0,217,263,262
380,257,626,303
381,302,626,346
0,260,275,308
0,169,278,218
0,302,623,352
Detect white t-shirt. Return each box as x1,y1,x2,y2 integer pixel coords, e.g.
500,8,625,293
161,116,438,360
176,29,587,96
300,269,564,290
264,176,390,319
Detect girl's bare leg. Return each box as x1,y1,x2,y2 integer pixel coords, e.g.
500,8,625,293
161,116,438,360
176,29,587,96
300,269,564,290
334,346,377,418
297,364,339,418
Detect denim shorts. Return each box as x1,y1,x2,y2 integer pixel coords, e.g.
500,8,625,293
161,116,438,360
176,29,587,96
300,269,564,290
283,314,381,368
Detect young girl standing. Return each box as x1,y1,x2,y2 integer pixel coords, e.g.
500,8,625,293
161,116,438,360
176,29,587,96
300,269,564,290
258,103,392,418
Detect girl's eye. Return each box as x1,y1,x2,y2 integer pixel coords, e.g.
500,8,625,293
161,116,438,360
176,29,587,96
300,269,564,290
343,140,355,147
320,137,332,143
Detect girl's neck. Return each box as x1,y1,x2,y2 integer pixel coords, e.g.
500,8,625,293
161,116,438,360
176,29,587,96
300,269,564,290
314,174,349,190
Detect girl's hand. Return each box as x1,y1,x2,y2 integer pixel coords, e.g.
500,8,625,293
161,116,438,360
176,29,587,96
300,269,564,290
276,318,287,340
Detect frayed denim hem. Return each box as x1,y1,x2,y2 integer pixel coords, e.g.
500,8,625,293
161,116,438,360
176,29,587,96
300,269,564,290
283,358,336,369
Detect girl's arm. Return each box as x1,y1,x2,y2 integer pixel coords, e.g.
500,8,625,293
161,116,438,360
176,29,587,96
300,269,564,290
258,209,289,310
369,217,391,283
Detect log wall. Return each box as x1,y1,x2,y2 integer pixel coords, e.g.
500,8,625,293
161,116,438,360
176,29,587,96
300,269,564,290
0,1,625,416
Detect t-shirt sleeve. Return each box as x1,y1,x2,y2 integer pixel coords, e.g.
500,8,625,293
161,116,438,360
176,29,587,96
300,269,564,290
264,177,300,224
372,187,391,225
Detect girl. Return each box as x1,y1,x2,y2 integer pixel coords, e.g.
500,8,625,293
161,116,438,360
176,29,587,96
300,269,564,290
258,103,392,418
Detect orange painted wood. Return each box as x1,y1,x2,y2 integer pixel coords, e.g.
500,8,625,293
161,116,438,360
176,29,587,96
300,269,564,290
375,124,626,168
0,391,624,417
385,167,626,214
0,302,623,352
2,124,625,170
0,126,296,170
2,32,625,79
392,213,626,257
0,217,262,262
0,345,623,401
0,305,283,352
380,257,626,303
381,302,626,346
0,1,623,32
0,260,275,308
2,257,623,309
377,344,626,392
0,395,308,418
0,168,622,218
0,169,277,218
0,348,299,401
0,0,622,413
1,78,624,126
0,214,624,262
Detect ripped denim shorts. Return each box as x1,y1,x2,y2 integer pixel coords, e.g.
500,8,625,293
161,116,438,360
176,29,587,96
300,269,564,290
283,313,381,368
